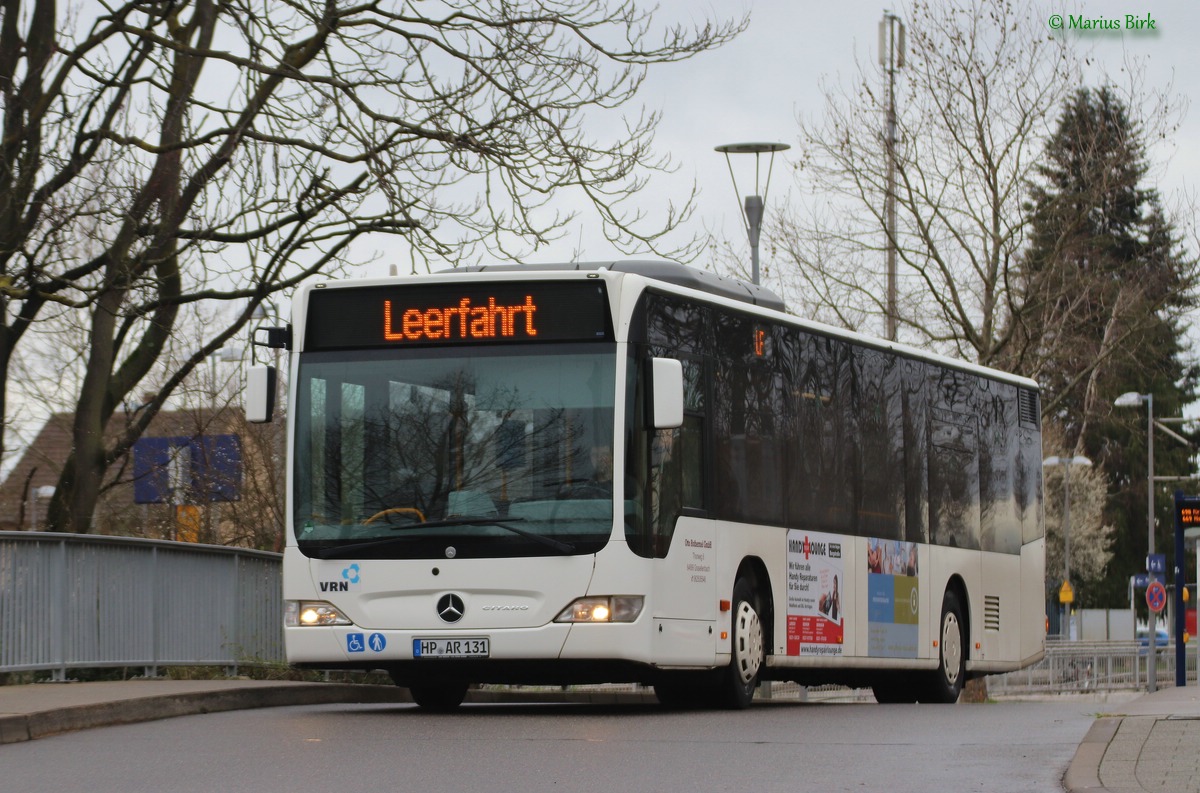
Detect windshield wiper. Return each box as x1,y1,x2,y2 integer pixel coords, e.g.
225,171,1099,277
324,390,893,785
310,516,575,558
393,516,577,554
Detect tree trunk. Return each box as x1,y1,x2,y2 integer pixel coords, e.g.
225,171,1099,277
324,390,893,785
962,677,988,703
45,287,123,533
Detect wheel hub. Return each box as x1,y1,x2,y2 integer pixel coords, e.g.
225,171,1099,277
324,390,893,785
941,611,962,685
733,600,764,685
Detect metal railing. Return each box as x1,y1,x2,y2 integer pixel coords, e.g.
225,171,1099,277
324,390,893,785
987,639,1199,695
4,533,1196,697
0,532,282,680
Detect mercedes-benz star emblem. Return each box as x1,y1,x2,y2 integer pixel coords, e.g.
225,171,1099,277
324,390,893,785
437,593,465,623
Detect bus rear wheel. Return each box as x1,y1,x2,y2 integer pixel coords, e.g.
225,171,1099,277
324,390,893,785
407,681,469,711
713,577,763,709
924,590,965,703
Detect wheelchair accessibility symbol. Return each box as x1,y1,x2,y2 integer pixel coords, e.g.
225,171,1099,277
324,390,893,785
347,633,386,653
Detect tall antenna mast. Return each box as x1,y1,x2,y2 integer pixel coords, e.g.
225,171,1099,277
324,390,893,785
880,11,905,341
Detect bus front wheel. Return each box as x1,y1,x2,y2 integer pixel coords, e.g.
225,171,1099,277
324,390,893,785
407,681,469,711
924,590,965,703
714,577,764,709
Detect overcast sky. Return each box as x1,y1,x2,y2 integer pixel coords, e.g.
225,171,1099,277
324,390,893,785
359,0,1200,277
9,1,1200,469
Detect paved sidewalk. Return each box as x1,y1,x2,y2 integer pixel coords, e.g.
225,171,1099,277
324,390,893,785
1065,686,1200,793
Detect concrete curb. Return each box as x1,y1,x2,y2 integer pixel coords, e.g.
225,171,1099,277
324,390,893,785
0,683,408,745
0,683,661,745
1063,717,1119,793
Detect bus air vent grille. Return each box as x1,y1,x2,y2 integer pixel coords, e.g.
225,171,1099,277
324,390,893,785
984,595,1001,632
1018,389,1040,428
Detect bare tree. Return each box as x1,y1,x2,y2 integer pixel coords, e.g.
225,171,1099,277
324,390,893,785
768,0,1077,360
758,1,1192,428
1040,422,1114,600
0,0,743,532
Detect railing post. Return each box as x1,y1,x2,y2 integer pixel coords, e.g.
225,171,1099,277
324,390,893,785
53,538,67,681
230,552,241,677
147,545,159,678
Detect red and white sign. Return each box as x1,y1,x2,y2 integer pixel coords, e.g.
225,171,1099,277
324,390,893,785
1146,580,1168,614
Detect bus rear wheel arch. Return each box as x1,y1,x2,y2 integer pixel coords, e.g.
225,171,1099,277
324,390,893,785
924,587,967,703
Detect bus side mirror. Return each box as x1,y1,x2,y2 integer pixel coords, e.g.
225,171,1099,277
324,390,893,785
246,365,277,423
651,358,684,429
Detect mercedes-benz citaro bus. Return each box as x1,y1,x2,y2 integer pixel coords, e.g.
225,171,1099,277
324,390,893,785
246,261,1045,711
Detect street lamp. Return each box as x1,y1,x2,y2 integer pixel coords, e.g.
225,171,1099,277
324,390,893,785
1042,454,1092,639
1114,390,1158,692
715,142,790,286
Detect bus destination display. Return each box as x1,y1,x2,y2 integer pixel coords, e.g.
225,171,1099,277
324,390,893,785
305,281,612,350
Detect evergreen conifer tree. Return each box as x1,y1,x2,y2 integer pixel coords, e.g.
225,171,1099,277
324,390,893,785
1021,87,1197,607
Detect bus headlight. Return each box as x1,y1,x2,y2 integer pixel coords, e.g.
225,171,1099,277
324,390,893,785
286,600,353,627
555,596,644,623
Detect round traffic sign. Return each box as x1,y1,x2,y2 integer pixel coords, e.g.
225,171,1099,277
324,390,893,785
1146,580,1167,613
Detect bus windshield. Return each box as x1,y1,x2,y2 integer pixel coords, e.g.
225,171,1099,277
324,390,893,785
292,343,617,559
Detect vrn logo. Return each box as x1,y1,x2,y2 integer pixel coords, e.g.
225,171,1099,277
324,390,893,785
320,563,361,592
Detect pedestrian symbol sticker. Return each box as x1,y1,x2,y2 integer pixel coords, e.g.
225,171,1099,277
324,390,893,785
369,633,387,652
347,633,366,653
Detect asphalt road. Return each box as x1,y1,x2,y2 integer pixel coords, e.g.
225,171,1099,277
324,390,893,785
0,698,1099,792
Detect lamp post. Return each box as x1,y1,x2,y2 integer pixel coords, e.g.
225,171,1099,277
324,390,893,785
715,142,790,286
1042,455,1092,639
1115,391,1157,692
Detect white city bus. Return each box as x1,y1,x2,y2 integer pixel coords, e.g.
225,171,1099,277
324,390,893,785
248,261,1045,710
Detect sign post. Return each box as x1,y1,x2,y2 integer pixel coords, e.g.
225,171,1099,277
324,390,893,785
1174,492,1200,686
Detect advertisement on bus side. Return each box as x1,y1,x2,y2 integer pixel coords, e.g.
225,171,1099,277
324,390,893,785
866,538,920,658
786,530,844,656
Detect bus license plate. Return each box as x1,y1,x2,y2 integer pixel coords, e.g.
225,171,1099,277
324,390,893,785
413,638,490,658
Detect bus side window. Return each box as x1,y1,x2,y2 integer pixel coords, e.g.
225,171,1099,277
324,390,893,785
651,427,683,555
624,347,652,556
625,353,703,558
680,414,704,510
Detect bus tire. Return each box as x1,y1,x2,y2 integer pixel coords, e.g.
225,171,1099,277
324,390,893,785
715,577,764,709
408,681,469,711
924,589,966,703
